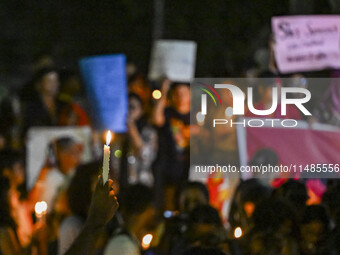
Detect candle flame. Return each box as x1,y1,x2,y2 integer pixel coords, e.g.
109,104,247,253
234,227,243,238
142,234,153,249
35,201,48,216
106,131,112,146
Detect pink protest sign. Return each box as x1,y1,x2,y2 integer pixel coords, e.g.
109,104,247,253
272,15,340,73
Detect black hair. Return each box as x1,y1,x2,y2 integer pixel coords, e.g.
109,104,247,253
55,137,76,152
189,205,222,227
252,197,298,236
274,180,308,212
119,184,154,216
58,69,77,85
301,205,330,229
171,82,190,89
228,179,271,230
181,181,210,202
66,161,101,220
32,67,58,85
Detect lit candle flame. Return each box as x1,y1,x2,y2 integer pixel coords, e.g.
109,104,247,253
234,227,243,238
106,131,112,146
141,234,153,249
35,201,48,217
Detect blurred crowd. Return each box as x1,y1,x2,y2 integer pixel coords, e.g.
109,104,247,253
1,47,340,255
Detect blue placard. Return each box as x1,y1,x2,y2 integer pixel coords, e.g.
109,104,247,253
79,54,127,132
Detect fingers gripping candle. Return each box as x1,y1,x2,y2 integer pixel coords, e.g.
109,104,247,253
102,131,112,184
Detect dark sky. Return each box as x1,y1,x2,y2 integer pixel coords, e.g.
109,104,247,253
0,0,333,87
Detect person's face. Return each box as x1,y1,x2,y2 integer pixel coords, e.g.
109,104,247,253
172,85,190,111
179,188,209,212
39,72,59,97
128,97,143,121
57,144,82,172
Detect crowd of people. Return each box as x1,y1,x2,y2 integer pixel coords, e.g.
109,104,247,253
0,45,340,255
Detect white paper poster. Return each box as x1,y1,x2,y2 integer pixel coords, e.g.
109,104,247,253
26,126,93,190
148,40,197,82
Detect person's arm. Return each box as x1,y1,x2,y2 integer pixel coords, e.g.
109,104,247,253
0,227,22,255
127,120,144,153
64,176,118,255
27,166,50,211
151,79,171,127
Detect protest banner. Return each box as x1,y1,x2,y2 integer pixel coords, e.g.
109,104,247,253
272,15,340,73
237,118,340,179
26,126,93,190
79,54,127,132
148,40,197,82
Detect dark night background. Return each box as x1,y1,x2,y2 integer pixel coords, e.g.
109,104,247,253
0,0,336,88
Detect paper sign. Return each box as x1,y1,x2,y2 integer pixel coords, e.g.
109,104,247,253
272,15,340,73
26,126,93,190
79,54,127,132
148,40,197,82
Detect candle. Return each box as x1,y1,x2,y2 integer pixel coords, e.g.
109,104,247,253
102,131,112,184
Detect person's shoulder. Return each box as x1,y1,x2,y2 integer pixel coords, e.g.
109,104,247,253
104,234,139,255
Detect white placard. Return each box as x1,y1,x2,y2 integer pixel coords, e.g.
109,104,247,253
148,40,197,82
26,126,93,190
272,15,340,73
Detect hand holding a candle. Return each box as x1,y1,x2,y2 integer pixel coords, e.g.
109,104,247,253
86,176,119,230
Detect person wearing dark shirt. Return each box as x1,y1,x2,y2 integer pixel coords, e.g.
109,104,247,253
152,79,190,210
22,67,66,133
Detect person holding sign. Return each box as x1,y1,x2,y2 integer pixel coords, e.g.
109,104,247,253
152,79,191,210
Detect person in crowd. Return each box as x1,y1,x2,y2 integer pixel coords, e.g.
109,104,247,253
245,71,302,120
244,197,300,255
0,150,33,247
300,205,330,255
57,69,90,126
171,205,226,255
0,177,22,255
22,67,90,134
22,67,64,133
28,137,82,212
0,150,25,191
228,179,271,236
113,93,157,187
273,179,308,218
58,161,100,255
104,184,155,255
64,176,119,255
156,182,210,253
178,181,210,213
152,79,191,210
